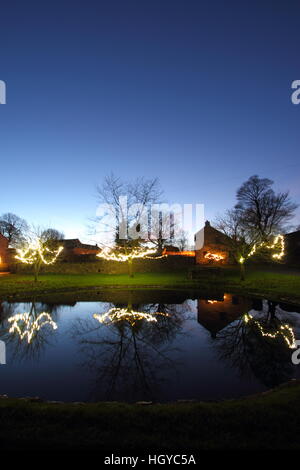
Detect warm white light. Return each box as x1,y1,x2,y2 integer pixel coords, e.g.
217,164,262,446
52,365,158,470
15,239,63,265
207,295,226,304
243,313,296,348
267,235,285,260
93,308,169,326
97,246,167,262
8,312,58,343
239,234,285,264
204,252,225,262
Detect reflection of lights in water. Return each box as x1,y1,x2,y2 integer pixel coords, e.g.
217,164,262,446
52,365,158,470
243,313,296,349
8,312,58,343
207,294,227,304
93,308,169,326
97,246,167,262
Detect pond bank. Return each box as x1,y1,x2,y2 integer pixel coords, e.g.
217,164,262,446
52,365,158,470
1,268,300,305
0,380,299,450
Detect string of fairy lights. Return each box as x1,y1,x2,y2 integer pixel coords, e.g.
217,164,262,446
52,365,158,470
8,312,58,344
243,312,296,349
14,233,285,267
239,234,285,264
15,239,64,265
96,245,167,262
204,252,225,262
93,308,170,326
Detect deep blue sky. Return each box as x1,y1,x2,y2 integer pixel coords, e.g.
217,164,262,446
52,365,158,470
1,0,300,241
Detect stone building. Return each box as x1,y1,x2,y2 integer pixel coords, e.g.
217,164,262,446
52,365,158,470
60,239,100,258
0,234,9,270
194,220,233,264
197,294,252,338
284,230,300,265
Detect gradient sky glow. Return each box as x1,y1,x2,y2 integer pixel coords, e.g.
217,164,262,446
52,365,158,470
1,0,300,241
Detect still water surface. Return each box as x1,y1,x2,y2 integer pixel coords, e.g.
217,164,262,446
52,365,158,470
0,290,299,402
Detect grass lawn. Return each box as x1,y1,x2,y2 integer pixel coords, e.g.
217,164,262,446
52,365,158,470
1,266,300,303
0,272,190,296
0,380,300,451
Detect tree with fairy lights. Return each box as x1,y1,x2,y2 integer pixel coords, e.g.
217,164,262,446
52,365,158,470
216,176,297,280
15,228,64,282
97,240,165,278
216,209,285,280
94,174,169,276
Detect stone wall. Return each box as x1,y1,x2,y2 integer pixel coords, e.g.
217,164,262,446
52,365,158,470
11,255,195,275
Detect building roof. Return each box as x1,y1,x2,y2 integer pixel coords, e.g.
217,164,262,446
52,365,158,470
60,239,99,250
0,233,8,243
285,230,300,239
197,294,252,338
194,220,232,250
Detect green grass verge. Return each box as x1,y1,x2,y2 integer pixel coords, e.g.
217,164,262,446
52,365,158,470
0,381,300,450
1,267,300,304
0,272,191,295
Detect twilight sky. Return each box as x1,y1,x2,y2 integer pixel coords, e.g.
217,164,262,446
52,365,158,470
1,0,300,242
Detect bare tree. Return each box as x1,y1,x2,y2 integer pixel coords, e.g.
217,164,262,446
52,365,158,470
216,209,260,280
216,176,298,280
41,228,65,248
0,213,29,247
236,175,298,239
95,173,163,246
41,228,64,240
175,229,189,251
148,209,176,254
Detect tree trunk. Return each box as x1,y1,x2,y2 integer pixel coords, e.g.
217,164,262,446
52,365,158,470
34,259,41,282
240,262,245,281
34,263,38,283
127,292,133,311
128,259,134,278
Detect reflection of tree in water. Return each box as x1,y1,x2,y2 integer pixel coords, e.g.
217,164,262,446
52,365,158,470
214,300,297,388
0,302,15,323
0,301,58,361
71,300,192,402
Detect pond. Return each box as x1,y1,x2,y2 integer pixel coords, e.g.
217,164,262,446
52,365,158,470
0,290,299,403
